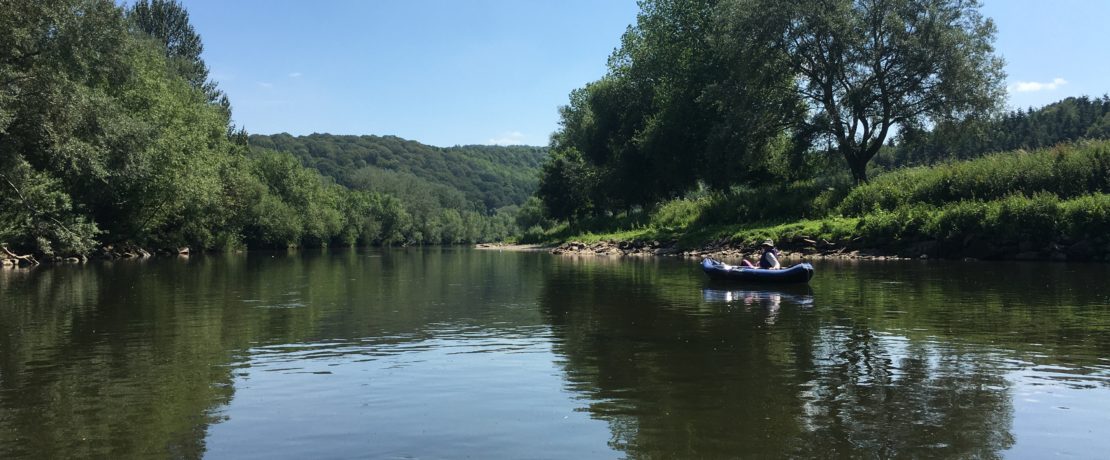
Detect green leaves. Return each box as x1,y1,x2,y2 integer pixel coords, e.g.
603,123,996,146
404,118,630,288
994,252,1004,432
750,0,1006,183
540,0,803,221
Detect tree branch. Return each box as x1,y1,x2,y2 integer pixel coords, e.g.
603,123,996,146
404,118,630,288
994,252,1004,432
2,246,39,265
0,172,81,240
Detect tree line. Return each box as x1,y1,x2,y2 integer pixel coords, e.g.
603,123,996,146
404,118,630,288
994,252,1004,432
888,95,1110,167
250,133,546,212
536,0,1006,223
0,0,531,258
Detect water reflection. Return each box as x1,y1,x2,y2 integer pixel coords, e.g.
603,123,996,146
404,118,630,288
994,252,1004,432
702,285,814,325
538,257,1107,458
2,252,1108,458
539,258,815,456
795,329,1014,457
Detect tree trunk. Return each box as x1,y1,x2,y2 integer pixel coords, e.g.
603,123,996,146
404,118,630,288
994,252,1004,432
2,246,39,266
844,149,870,184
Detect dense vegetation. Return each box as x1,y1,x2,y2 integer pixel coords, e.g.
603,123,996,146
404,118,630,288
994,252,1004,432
250,133,546,212
890,95,1110,166
535,0,1005,225
536,141,1110,261
0,0,537,259
528,0,1109,261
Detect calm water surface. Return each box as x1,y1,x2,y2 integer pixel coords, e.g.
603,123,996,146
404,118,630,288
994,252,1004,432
1,249,1108,458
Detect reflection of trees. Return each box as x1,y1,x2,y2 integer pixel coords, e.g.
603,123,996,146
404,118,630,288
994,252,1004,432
539,257,1018,458
0,263,235,458
0,249,547,458
813,261,1110,367
794,327,1014,458
539,258,815,457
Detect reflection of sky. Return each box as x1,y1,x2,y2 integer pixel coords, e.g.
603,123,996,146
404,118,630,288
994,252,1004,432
1007,368,1110,458
204,329,618,460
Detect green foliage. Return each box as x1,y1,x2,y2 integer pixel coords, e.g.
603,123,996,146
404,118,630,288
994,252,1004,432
896,96,1110,165
651,197,706,230
840,141,1110,215
0,161,100,256
752,0,1006,183
249,133,547,212
0,0,519,256
850,192,1109,252
537,0,1004,225
537,148,599,222
538,0,802,220
1060,193,1110,241
544,139,1110,261
127,0,221,103
717,217,860,249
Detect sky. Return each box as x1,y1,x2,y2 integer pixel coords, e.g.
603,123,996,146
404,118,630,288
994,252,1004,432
181,0,1110,147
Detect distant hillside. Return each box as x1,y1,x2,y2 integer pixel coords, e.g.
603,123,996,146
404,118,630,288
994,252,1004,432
249,133,548,211
893,95,1110,166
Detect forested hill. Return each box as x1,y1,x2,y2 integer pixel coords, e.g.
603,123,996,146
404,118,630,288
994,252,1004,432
249,133,548,211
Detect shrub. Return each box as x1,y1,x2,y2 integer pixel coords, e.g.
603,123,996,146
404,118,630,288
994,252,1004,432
991,192,1061,245
857,204,933,241
650,198,704,229
1060,193,1110,241
923,200,991,241
839,140,1110,216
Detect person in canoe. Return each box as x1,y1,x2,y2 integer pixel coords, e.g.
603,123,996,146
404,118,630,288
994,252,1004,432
742,239,781,269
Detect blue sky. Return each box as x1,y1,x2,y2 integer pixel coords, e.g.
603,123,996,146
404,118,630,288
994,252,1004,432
183,0,1110,147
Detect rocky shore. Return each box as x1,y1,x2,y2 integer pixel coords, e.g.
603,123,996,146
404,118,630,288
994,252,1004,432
548,235,1109,262
1,245,193,267
549,236,905,262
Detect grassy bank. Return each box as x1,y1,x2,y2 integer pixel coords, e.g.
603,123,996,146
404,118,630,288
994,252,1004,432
534,140,1110,261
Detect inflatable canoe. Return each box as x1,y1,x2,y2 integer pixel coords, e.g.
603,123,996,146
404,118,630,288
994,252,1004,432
701,258,815,284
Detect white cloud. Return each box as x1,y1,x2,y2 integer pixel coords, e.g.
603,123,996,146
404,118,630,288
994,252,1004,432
258,81,274,89
288,72,302,78
1010,77,1067,93
487,131,526,145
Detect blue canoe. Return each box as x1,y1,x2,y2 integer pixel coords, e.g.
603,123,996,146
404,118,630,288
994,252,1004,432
701,258,815,284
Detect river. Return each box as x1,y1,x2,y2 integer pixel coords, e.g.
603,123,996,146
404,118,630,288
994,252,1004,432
1,249,1107,458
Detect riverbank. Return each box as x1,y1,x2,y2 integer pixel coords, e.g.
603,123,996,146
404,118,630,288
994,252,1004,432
474,243,552,251
539,211,1110,263
547,236,911,262
1,244,196,267
529,141,1110,263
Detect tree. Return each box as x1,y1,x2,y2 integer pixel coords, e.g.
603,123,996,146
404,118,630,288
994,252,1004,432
536,149,597,222
538,0,805,221
748,0,1005,183
127,1,206,91
127,0,226,107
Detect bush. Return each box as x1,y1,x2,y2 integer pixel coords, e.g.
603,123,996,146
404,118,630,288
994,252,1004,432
991,192,1061,245
922,200,991,241
1060,193,1110,241
840,140,1110,216
650,198,705,229
857,204,932,241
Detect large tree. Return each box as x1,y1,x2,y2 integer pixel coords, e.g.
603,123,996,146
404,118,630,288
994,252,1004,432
747,0,1005,183
538,0,802,220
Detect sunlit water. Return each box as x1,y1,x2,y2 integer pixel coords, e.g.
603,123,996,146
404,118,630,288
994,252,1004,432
1,249,1107,458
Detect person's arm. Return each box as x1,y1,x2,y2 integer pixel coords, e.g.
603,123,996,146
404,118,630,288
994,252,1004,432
769,252,781,269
